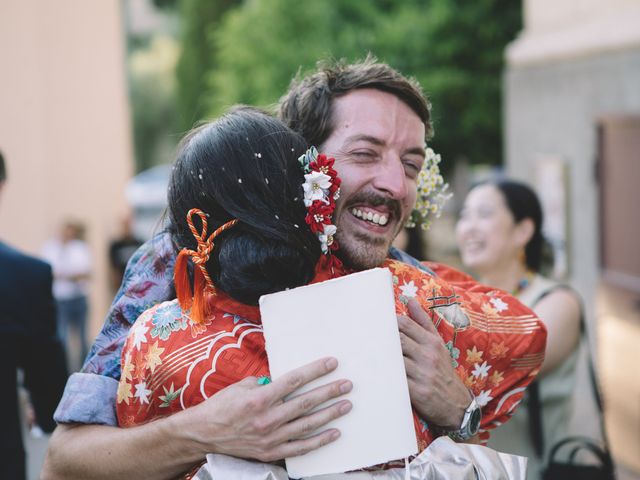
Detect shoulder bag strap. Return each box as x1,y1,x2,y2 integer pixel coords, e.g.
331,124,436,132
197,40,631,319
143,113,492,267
528,380,545,457
527,285,562,458
527,285,614,466
526,286,554,458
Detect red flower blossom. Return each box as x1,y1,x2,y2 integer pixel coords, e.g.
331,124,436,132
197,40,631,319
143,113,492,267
305,201,333,233
318,249,344,273
310,154,337,178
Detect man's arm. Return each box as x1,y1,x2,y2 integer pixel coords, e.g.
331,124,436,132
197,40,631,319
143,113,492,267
42,357,352,480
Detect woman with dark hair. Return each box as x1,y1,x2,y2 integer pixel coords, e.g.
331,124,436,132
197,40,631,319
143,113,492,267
114,109,545,478
166,107,323,306
456,179,582,479
116,107,348,478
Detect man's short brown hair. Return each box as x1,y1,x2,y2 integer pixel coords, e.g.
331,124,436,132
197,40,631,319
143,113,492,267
278,55,433,148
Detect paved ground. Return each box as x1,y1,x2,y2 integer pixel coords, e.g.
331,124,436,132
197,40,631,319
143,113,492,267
599,284,640,479
25,429,49,480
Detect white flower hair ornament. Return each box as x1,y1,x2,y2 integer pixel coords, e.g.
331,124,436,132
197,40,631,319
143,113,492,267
298,147,343,274
406,147,452,230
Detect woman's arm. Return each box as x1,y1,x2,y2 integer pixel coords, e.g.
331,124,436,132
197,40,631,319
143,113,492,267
532,288,581,377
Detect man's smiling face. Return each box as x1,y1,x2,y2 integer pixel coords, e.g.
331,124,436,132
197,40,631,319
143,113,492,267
320,88,426,270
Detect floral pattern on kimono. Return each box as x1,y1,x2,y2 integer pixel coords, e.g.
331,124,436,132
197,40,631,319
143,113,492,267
116,259,546,477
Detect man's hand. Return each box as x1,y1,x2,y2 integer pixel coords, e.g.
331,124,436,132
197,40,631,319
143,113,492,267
398,299,471,430
43,357,352,480
183,356,353,462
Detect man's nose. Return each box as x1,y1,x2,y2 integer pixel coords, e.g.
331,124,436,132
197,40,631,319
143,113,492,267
372,156,408,199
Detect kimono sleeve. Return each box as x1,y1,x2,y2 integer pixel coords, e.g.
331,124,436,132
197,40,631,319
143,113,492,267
425,262,547,443
389,260,547,444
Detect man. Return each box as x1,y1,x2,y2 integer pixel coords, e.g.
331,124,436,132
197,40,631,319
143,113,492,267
108,215,142,294
0,151,68,479
41,220,92,370
43,58,545,479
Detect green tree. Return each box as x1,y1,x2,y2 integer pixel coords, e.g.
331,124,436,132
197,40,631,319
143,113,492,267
153,0,179,10
368,0,522,166
207,0,387,114
183,0,520,166
175,0,240,130
129,35,181,172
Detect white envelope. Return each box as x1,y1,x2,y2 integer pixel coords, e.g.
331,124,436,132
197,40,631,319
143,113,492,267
259,268,418,479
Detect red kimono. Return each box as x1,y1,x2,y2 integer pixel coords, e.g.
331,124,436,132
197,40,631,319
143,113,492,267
117,259,546,475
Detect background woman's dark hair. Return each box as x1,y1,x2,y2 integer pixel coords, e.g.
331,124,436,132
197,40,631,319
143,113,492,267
491,179,545,272
168,106,320,305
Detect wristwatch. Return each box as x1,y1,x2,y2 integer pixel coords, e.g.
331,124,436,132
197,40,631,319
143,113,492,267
448,395,482,441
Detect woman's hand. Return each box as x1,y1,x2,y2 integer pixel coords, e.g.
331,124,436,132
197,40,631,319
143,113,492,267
176,356,353,462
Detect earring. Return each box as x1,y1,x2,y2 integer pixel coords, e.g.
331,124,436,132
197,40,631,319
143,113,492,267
518,248,526,266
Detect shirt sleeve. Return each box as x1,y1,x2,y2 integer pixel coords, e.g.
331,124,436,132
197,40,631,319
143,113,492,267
54,231,177,424
53,373,119,425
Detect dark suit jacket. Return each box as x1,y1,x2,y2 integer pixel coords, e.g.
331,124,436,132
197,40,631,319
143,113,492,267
0,241,68,480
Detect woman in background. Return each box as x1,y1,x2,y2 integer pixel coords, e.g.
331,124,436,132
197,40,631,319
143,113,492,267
456,179,582,479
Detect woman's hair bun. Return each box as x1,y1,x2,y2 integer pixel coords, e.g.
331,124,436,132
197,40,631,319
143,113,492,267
168,106,321,305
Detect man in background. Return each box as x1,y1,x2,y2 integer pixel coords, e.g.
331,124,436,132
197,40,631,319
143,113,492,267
0,150,68,480
108,214,142,294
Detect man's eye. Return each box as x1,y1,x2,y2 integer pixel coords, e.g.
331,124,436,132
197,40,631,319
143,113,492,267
352,151,374,158
404,162,420,177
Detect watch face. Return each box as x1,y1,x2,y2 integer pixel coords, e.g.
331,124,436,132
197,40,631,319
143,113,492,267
469,407,481,434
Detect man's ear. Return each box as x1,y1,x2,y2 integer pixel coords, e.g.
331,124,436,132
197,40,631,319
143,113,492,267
515,217,535,248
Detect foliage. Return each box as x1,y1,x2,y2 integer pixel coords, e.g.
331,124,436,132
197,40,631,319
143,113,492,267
175,0,240,131
207,0,382,114
182,0,521,166
129,35,181,172
153,0,179,10
375,0,522,167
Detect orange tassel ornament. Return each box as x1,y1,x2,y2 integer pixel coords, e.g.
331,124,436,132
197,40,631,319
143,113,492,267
174,208,238,324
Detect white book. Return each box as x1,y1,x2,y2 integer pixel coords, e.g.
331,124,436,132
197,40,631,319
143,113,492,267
259,267,418,479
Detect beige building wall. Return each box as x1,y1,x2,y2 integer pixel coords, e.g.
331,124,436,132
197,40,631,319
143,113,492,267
522,0,638,37
0,1,134,342
505,0,640,475
505,0,640,303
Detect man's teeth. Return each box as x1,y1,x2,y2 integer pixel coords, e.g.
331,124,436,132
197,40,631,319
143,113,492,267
351,208,388,226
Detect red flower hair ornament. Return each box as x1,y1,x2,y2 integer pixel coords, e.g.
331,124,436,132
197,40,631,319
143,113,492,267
299,147,343,274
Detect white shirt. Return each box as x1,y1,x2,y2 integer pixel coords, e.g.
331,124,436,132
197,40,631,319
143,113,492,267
41,238,92,300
